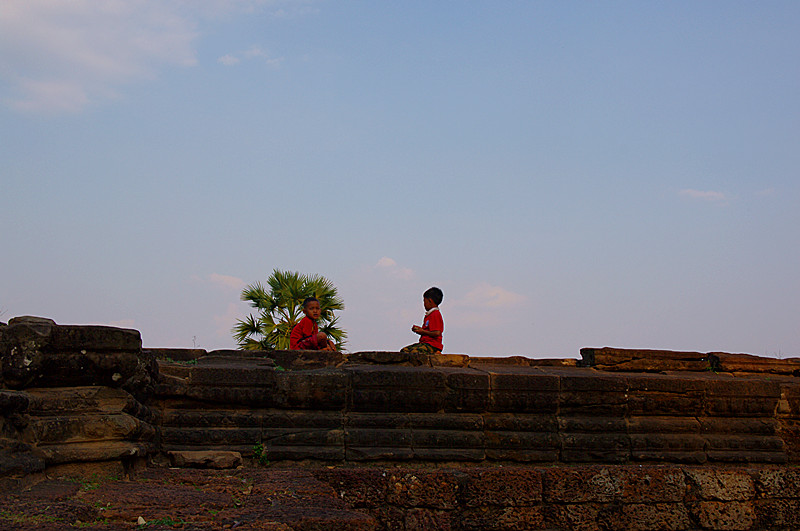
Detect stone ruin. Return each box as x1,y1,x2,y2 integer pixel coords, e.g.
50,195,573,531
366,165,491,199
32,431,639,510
2,315,800,529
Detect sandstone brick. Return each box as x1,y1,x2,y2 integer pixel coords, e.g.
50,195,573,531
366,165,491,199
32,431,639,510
24,413,153,444
162,408,262,428
168,450,242,469
618,503,692,531
690,501,756,531
459,506,546,530
34,440,155,464
561,433,630,463
346,446,414,461
628,416,701,434
161,426,260,445
685,469,756,501
630,434,706,463
460,468,543,506
345,428,411,448
755,468,800,498
384,471,461,510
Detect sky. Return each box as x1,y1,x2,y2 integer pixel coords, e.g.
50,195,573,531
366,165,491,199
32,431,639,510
1,1,799,359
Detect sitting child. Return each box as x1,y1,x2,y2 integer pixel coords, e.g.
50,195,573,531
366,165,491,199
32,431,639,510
290,297,335,350
401,287,444,354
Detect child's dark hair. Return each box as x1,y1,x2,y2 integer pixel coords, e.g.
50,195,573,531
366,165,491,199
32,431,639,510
302,296,318,309
423,287,443,306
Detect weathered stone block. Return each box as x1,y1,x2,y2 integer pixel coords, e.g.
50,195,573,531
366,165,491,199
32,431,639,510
754,499,800,529
162,408,262,428
188,364,277,387
408,413,483,431
690,501,756,531
161,426,261,445
686,469,755,501
412,447,484,460
346,446,414,461
483,413,557,432
581,347,709,372
384,470,462,509
559,416,626,433
561,433,630,463
443,370,490,412
459,506,547,530
265,445,345,460
346,428,411,448
24,413,154,444
699,417,777,436
167,450,242,469
628,416,701,434
460,468,543,507
544,466,686,504
628,392,705,416
756,468,800,498
412,429,484,449
485,432,559,461
34,440,154,464
350,366,447,413
273,370,349,410
618,503,692,531
0,318,153,397
263,428,344,448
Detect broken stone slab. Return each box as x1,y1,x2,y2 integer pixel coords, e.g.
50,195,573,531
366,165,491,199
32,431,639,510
0,317,155,399
34,440,155,464
580,347,711,372
710,352,800,375
167,450,242,469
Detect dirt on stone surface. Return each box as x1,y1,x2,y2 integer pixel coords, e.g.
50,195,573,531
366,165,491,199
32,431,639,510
0,468,377,530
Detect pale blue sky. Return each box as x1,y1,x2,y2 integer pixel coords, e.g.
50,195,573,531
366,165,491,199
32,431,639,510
2,1,798,358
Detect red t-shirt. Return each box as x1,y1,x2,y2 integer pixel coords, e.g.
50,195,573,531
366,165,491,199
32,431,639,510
290,316,319,350
420,308,444,351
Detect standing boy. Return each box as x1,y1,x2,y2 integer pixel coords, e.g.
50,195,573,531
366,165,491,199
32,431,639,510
290,297,335,350
401,287,444,354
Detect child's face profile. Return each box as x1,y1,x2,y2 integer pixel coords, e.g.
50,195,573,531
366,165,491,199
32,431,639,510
423,297,436,311
304,300,322,320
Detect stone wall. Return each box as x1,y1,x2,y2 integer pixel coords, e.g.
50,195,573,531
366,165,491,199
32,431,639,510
4,316,800,530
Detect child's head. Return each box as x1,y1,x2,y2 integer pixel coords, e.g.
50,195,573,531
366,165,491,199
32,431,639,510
423,287,443,309
302,296,322,320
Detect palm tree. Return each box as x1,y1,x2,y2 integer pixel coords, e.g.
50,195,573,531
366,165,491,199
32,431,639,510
233,269,347,351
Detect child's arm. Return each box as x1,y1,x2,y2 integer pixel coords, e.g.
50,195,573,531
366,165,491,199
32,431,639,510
412,325,442,338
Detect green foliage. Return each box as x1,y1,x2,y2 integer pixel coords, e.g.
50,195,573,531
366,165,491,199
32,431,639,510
252,442,269,465
233,269,347,351
137,516,187,529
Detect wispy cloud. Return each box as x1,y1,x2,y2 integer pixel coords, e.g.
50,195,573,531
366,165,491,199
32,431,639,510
192,273,246,291
448,283,527,327
0,1,198,112
679,189,728,202
208,273,246,291
0,1,302,113
375,257,414,280
756,187,775,197
218,46,284,67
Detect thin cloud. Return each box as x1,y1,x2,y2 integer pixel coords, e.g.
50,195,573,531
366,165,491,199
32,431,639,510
459,283,526,309
0,0,199,112
218,46,284,67
207,273,246,291
679,189,728,202
447,283,527,328
0,1,303,113
756,188,775,197
375,257,414,280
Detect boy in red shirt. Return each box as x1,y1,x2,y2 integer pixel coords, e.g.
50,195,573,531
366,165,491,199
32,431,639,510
290,297,335,350
401,287,444,354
